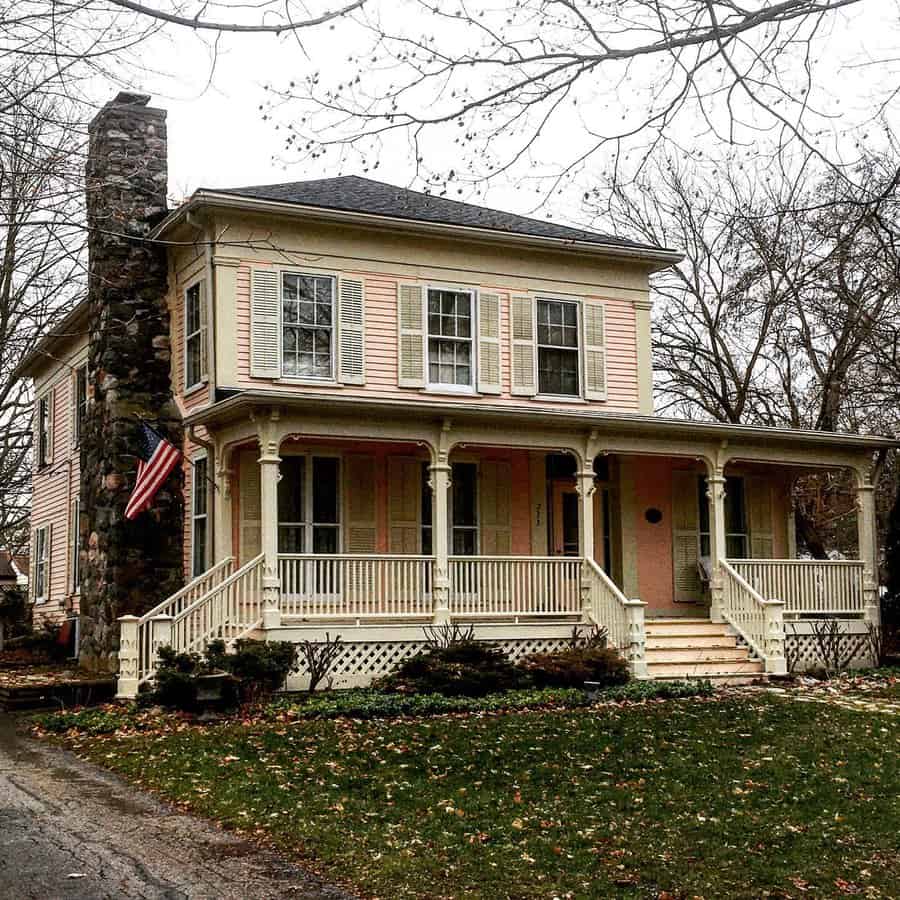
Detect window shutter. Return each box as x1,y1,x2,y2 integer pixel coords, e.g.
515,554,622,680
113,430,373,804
388,456,421,553
337,276,366,385
509,295,536,396
397,283,425,388
344,454,377,552
672,470,700,603
199,279,210,383
479,460,512,555
250,268,281,378
747,476,775,559
582,300,607,401
239,450,262,561
477,292,502,394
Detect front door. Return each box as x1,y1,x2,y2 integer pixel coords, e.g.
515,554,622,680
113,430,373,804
551,483,580,556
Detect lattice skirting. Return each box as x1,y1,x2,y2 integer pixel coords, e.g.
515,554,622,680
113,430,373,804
783,621,875,673
284,634,573,691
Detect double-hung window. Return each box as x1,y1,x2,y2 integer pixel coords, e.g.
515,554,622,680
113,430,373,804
184,282,206,390
427,287,474,389
537,298,580,396
73,366,87,446
191,457,209,576
698,475,748,559
451,462,478,555
33,525,49,603
277,455,341,553
282,273,335,379
37,393,51,468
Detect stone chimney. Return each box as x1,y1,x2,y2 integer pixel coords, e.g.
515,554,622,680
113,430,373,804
79,92,184,673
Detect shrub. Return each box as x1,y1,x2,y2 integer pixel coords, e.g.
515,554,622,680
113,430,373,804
5,620,68,662
226,640,298,699
518,645,629,689
376,639,525,697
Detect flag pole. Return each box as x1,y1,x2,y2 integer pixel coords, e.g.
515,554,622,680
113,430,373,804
135,415,219,492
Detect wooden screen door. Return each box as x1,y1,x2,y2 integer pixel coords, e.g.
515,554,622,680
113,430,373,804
551,483,580,556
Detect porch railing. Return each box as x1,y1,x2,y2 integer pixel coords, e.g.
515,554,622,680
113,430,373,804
720,560,786,674
448,556,582,618
583,558,647,677
279,554,433,619
730,559,866,616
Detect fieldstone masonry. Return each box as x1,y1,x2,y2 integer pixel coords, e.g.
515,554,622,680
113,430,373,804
79,92,184,672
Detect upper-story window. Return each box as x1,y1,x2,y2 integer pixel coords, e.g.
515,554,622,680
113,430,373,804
73,365,87,446
37,392,52,468
427,287,474,389
184,281,207,390
537,298,580,396
282,273,335,379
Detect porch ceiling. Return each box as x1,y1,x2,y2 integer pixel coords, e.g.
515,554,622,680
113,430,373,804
185,390,897,458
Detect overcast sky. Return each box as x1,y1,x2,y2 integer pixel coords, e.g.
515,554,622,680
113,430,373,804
121,1,900,230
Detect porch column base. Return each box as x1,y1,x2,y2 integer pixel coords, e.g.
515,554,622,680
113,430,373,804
262,577,282,629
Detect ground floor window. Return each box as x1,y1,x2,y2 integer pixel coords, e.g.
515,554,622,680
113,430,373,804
451,462,478,555
278,455,341,553
420,463,433,555
71,498,81,592
698,475,748,559
191,456,209,576
33,525,49,602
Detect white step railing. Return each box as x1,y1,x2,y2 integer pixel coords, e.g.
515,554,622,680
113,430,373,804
730,559,865,616
720,560,786,674
448,556,581,618
279,554,433,619
117,555,262,698
583,558,647,677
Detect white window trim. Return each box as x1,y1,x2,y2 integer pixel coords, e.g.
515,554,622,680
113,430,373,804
279,269,339,383
190,452,210,577
535,294,583,400
449,459,480,556
72,365,88,447
425,283,478,393
278,449,343,553
36,391,52,469
70,497,81,594
33,524,50,604
183,278,207,394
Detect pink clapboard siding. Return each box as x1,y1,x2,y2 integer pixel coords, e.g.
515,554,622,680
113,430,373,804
632,457,677,613
233,265,641,411
31,372,81,623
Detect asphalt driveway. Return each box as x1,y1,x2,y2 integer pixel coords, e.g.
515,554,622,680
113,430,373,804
0,716,349,899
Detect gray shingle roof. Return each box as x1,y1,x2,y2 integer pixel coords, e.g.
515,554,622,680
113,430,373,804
211,176,667,253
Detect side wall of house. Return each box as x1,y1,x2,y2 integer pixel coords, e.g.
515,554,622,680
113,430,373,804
30,335,88,625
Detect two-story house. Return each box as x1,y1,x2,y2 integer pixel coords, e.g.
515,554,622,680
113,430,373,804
17,93,892,696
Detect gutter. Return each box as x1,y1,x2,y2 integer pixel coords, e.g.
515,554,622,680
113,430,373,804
182,389,898,452
152,192,684,271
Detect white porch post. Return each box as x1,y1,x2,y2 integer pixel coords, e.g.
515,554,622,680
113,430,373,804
576,463,597,622
855,466,881,628
257,413,282,629
213,442,234,565
707,467,728,623
430,421,452,624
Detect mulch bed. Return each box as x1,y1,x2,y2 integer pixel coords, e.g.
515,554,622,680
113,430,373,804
0,661,115,711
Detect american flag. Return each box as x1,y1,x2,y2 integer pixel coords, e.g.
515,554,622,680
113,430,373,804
124,422,182,520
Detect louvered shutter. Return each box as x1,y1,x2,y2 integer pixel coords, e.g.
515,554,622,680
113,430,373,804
250,268,281,378
239,450,262,561
510,295,537,396
747,476,774,559
479,460,512,555
344,454,377,553
388,456,421,553
582,300,607,401
338,277,366,385
199,279,209,382
477,292,502,394
672,470,701,603
397,283,425,388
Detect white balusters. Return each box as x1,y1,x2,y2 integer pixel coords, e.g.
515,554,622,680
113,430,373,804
720,561,786,674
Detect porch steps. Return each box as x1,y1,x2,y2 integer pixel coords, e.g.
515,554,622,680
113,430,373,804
644,618,765,684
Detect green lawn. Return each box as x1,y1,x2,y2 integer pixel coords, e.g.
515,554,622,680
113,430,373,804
62,694,899,899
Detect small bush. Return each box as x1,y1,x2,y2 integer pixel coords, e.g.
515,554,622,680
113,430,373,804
376,640,524,697
518,645,629,689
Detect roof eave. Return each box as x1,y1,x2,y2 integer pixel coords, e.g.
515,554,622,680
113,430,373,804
12,300,91,380
185,390,897,453
153,191,683,271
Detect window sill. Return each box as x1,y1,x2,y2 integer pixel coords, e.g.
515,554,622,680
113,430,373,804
184,381,209,399
276,377,341,387
535,394,588,404
423,385,477,397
